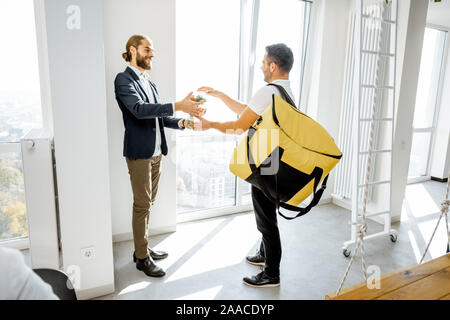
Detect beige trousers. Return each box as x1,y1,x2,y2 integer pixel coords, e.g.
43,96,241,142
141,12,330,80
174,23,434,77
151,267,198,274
126,155,163,260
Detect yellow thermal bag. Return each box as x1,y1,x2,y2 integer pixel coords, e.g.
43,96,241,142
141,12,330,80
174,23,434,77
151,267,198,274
229,85,342,219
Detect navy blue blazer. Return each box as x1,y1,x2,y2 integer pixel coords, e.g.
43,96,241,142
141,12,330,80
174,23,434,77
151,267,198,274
114,67,184,158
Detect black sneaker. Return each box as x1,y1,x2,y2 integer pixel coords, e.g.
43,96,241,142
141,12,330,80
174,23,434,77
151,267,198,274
246,251,265,266
243,271,280,288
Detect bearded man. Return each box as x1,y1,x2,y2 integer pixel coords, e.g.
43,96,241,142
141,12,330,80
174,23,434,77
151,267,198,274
114,34,203,277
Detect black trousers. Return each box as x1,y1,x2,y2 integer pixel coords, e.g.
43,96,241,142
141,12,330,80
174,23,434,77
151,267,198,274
251,186,281,277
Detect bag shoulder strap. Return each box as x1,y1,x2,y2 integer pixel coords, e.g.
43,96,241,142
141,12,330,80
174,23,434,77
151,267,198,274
266,83,296,108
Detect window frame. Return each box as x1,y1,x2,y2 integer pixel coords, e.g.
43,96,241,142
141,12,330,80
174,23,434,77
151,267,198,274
0,0,52,249
176,0,315,222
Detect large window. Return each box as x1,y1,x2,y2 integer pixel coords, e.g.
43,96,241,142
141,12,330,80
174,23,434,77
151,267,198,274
408,27,447,178
176,0,241,215
176,0,312,218
0,0,43,243
251,0,312,105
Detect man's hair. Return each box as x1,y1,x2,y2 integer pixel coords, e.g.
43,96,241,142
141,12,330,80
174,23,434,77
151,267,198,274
122,34,149,62
265,43,294,73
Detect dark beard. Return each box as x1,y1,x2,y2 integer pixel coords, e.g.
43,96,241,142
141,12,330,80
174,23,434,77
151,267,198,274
136,53,151,70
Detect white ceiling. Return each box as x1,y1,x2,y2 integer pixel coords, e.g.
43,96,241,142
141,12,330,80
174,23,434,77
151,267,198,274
427,0,450,28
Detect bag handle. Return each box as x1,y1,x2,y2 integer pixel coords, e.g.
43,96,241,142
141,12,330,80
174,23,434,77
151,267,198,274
275,172,329,220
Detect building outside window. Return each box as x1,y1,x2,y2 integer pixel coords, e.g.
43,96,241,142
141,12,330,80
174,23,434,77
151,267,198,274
0,0,43,243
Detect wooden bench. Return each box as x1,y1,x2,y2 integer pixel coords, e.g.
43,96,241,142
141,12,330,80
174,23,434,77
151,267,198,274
326,253,450,300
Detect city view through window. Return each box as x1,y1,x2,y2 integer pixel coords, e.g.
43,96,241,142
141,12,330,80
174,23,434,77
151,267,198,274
175,0,245,214
0,0,43,242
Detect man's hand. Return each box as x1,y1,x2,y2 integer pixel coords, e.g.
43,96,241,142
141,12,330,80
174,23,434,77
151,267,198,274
193,116,211,131
175,92,204,116
184,119,195,130
198,86,246,115
178,119,195,129
198,87,223,98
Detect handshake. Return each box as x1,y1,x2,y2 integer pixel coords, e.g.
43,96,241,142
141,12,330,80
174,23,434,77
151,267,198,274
174,87,214,131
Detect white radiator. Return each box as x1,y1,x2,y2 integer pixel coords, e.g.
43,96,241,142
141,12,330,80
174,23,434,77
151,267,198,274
21,128,60,269
334,2,392,203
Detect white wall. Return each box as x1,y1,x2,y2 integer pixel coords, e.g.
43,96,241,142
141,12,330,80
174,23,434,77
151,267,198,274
102,0,177,241
307,0,351,200
42,0,114,299
391,0,429,221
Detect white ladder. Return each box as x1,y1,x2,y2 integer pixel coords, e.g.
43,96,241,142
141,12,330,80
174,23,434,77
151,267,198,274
342,0,398,257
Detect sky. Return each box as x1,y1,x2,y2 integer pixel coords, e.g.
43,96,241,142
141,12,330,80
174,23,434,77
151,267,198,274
0,0,42,97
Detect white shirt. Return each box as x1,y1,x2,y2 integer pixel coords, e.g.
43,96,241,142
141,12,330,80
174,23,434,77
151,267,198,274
248,79,295,115
130,65,176,157
0,248,59,300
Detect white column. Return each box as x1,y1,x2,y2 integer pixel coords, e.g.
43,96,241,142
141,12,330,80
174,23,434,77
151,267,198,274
391,0,429,221
42,0,114,299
